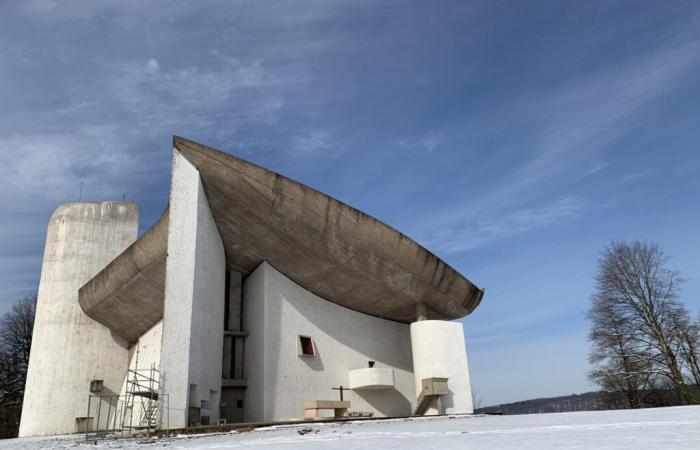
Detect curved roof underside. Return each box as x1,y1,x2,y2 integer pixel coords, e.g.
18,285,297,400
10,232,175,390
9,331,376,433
80,136,484,343
79,209,168,342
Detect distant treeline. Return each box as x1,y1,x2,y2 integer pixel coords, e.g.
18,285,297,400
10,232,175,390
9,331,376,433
477,386,700,416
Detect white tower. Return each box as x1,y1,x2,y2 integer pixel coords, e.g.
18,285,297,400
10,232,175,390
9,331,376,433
20,202,138,436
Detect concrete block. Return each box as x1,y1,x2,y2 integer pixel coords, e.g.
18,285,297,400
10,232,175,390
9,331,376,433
348,368,395,390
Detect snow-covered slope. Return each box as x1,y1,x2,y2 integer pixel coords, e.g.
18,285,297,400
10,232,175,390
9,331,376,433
3,405,698,449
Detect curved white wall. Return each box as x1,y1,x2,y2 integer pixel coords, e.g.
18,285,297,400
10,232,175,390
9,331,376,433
410,320,474,415
20,202,138,437
116,320,163,429
243,262,415,421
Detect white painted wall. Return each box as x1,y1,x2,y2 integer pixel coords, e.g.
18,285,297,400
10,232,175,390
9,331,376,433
410,320,474,414
243,262,415,422
348,368,395,390
132,320,163,375
160,150,225,429
114,320,163,429
241,265,266,422
20,202,138,437
120,320,163,396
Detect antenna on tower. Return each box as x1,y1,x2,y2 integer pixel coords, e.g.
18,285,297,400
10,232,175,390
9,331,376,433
78,181,84,202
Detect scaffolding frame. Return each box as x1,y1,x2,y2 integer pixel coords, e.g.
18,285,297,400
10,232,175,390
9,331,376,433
84,345,169,441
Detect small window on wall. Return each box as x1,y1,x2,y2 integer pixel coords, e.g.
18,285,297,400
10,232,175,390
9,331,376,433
297,335,316,357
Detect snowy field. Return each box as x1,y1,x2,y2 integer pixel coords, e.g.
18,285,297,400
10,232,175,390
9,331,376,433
2,405,699,449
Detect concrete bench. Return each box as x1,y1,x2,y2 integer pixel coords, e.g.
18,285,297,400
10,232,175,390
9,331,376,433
303,400,351,420
415,377,449,415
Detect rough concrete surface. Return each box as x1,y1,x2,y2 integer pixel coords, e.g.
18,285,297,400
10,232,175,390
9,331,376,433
20,202,138,437
78,137,484,343
79,209,168,343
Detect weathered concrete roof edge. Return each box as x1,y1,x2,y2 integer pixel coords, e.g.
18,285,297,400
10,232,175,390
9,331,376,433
78,208,169,343
173,136,484,319
78,136,484,343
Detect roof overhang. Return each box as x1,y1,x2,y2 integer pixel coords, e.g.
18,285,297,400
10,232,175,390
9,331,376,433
79,137,484,343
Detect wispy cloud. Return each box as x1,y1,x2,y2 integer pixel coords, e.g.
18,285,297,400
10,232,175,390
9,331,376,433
292,129,333,155
396,131,444,153
501,37,700,199
421,197,586,253
103,56,301,130
0,126,143,204
406,29,700,255
0,1,348,309
569,162,611,183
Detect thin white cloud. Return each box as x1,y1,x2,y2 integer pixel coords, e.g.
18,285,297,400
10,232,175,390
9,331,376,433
409,32,700,254
495,37,700,204
145,58,159,74
106,57,300,121
396,131,444,153
292,129,333,155
570,162,611,183
422,197,586,253
23,0,56,14
0,126,141,203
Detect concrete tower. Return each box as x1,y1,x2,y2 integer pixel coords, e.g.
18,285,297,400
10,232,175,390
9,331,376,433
19,202,138,437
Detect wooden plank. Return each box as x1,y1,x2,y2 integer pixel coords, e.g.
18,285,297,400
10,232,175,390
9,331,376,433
304,400,351,409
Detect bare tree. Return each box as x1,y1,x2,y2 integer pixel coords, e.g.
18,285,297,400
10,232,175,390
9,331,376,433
471,387,483,411
588,292,652,408
674,310,700,389
0,293,37,438
588,241,697,406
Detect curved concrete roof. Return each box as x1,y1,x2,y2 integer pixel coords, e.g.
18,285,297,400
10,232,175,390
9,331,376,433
80,136,484,342
79,209,168,342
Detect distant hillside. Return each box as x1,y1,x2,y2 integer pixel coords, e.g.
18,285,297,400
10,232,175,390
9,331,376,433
478,385,699,415
476,391,601,415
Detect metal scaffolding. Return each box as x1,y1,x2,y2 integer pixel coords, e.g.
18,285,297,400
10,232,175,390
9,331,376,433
84,345,169,441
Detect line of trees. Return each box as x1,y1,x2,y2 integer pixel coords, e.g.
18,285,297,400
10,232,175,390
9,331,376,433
0,294,36,439
588,241,700,409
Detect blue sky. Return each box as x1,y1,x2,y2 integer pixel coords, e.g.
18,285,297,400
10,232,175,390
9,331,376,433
1,1,699,406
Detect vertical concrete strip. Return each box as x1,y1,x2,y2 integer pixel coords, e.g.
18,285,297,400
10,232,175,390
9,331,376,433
227,271,243,331
19,202,138,437
410,320,474,414
160,149,226,429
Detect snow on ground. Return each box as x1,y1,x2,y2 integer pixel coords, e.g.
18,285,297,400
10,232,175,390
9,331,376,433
2,406,699,449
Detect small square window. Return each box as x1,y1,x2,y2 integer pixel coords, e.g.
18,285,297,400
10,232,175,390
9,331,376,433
236,399,243,409
297,335,315,357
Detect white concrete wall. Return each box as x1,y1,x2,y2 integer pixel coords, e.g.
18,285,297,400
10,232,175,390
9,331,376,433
410,320,474,414
120,320,163,396
132,320,163,374
114,320,163,429
160,150,225,428
241,265,266,422
243,262,415,422
20,202,138,437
